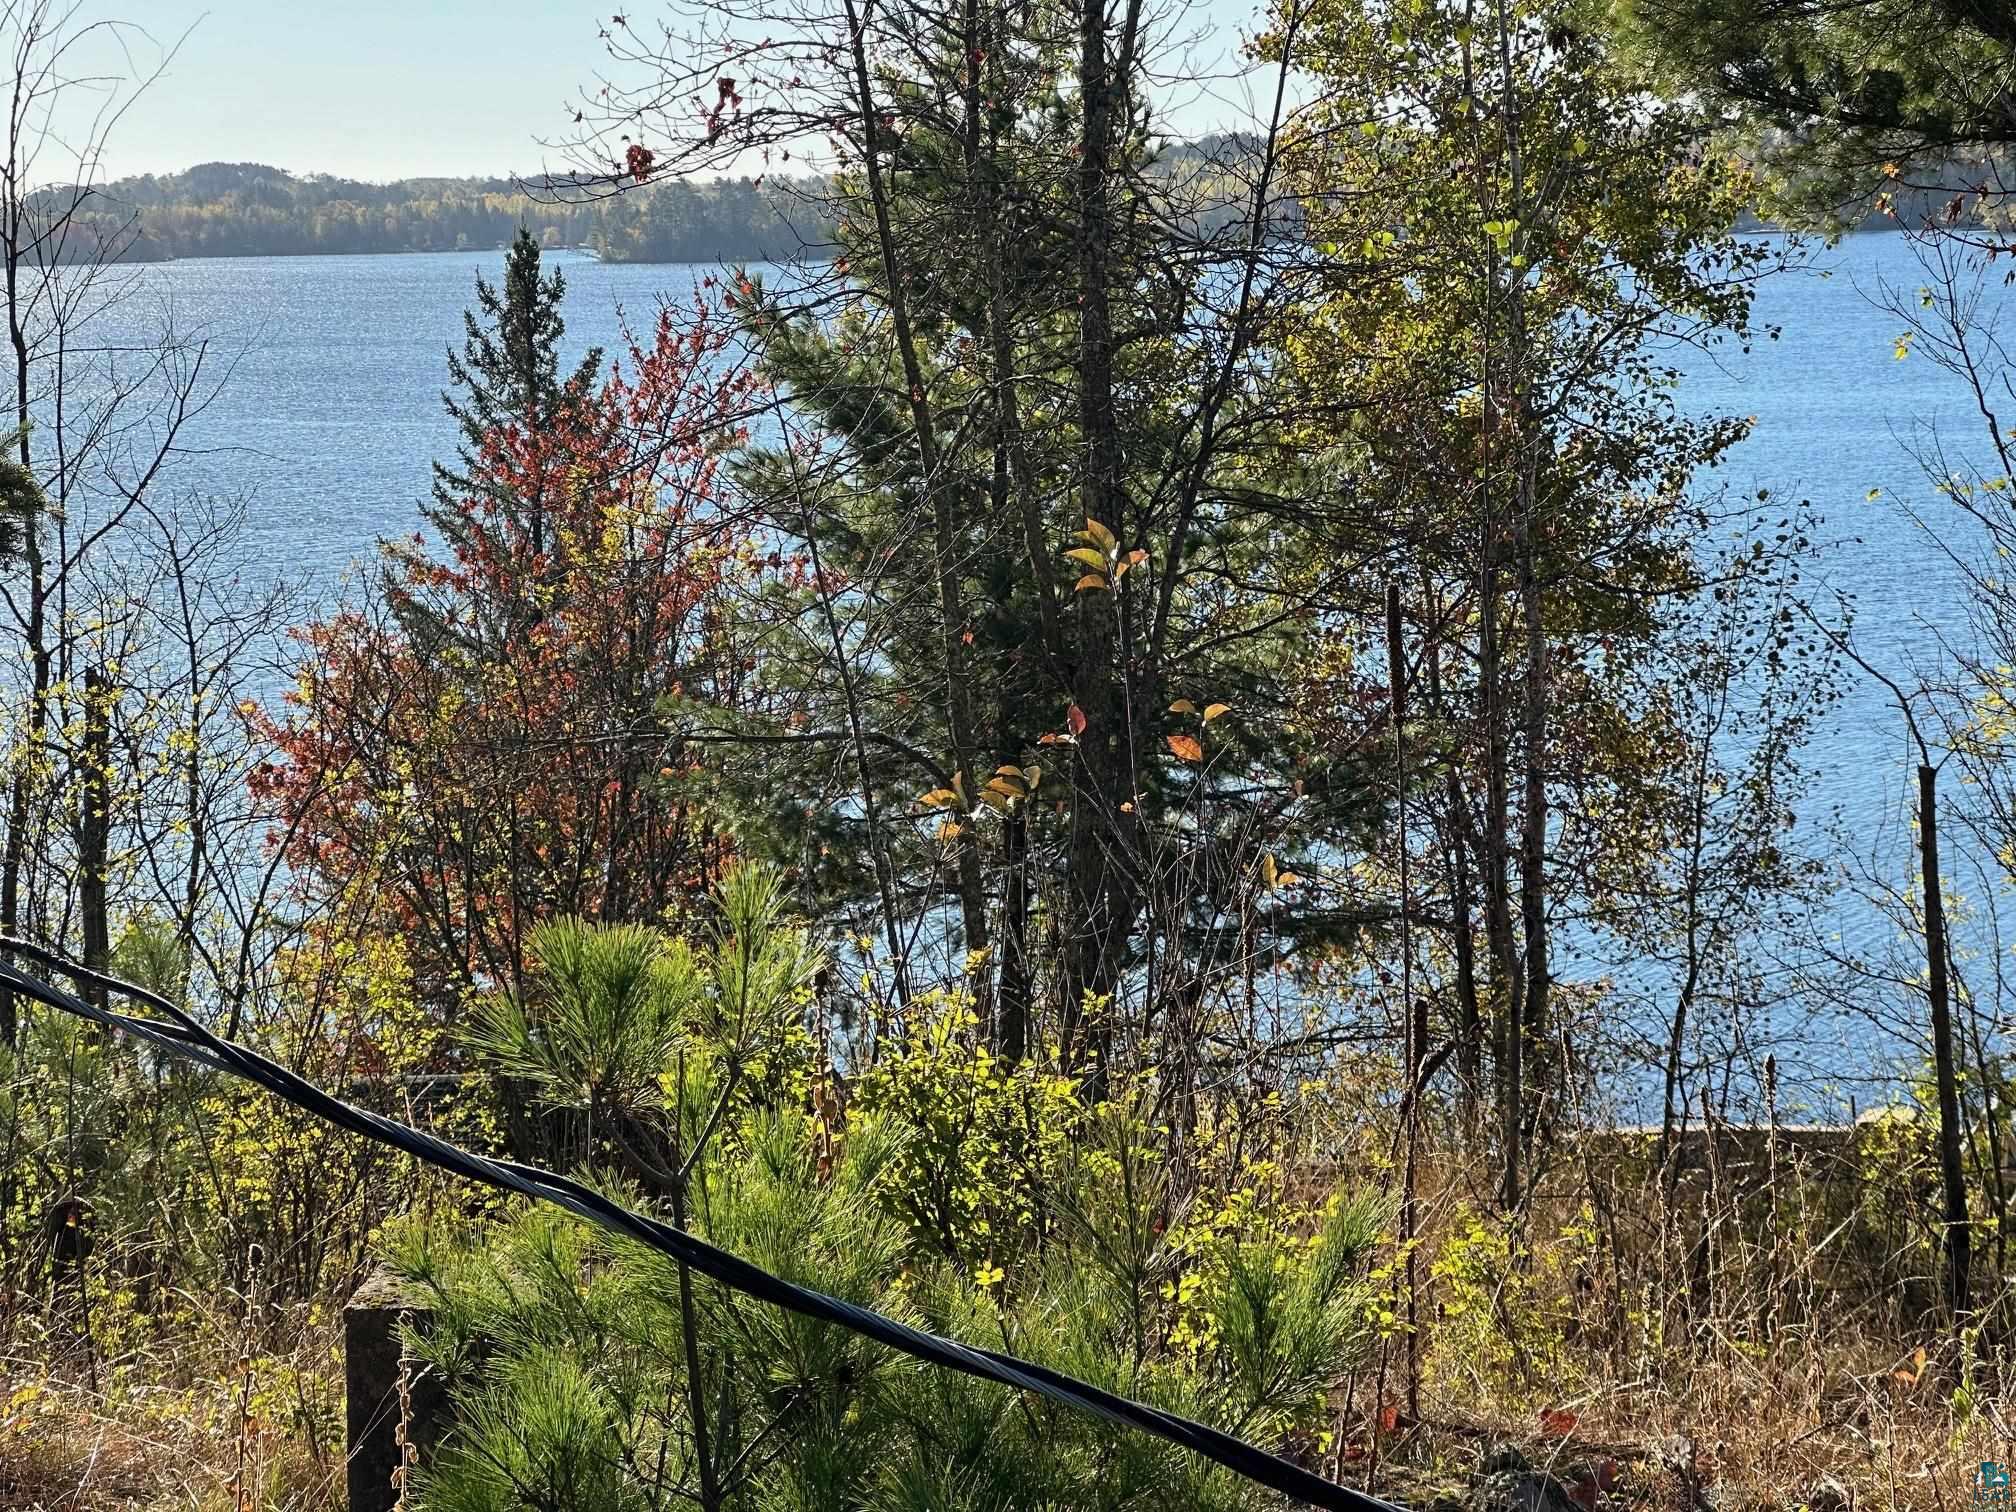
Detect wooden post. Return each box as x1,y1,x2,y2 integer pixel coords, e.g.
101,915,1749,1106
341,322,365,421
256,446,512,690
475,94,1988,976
345,1268,443,1512
1920,762,1971,1321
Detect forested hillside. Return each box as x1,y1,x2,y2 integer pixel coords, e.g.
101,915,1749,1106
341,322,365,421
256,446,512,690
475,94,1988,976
85,161,825,262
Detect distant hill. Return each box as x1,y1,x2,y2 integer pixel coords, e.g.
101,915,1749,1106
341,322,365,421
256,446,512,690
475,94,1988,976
67,161,832,265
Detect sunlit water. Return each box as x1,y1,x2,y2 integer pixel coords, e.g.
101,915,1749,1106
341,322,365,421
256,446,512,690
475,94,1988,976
82,239,2007,1099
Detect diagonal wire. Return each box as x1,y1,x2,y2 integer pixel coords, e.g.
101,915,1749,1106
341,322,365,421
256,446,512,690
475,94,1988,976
0,937,1399,1512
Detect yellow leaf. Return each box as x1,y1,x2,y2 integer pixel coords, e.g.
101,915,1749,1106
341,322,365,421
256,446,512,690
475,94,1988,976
1166,733,1203,763
1203,702,1230,722
1082,517,1117,551
918,788,959,808
1169,698,1197,714
1064,546,1109,569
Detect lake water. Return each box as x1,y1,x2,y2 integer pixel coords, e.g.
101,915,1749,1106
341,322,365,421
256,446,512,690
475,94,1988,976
89,239,2001,1085
104,248,704,587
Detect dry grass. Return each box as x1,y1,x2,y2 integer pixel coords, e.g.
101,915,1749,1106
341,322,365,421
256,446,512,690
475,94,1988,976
0,1321,345,1512
3,1123,2008,1510
1319,1120,2016,1511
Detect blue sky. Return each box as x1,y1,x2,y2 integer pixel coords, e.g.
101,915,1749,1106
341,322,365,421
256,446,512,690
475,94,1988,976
108,0,1264,184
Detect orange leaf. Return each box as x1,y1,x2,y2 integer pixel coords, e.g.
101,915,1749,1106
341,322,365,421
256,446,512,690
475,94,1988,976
1074,573,1109,592
1169,698,1197,714
1376,1403,1400,1435
1203,702,1230,722
1539,1407,1578,1437
1166,733,1203,763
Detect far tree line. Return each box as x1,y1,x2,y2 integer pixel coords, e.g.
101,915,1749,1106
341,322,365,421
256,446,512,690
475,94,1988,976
66,160,825,264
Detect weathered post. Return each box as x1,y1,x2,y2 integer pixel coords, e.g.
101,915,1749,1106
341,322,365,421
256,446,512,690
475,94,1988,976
345,1268,443,1512
1919,761,1971,1322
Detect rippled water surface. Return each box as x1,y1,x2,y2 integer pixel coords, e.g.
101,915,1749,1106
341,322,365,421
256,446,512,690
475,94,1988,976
95,238,2006,1063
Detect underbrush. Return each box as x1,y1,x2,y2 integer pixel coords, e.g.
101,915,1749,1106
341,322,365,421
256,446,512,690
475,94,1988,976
0,883,2007,1510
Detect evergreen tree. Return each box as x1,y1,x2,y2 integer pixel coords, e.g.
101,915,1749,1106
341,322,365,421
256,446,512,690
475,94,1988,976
428,227,602,576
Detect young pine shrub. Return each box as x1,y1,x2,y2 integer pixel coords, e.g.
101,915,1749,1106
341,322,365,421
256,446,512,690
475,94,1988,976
390,864,1381,1511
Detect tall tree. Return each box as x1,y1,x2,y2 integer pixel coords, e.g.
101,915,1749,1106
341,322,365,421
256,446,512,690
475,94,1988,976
1613,0,2016,225
429,227,602,586
258,309,760,1011
570,0,1399,1081
1268,0,1778,1202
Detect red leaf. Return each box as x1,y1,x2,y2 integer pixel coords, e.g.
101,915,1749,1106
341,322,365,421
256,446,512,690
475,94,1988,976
1539,1407,1578,1437
1067,703,1087,736
1375,1402,1400,1435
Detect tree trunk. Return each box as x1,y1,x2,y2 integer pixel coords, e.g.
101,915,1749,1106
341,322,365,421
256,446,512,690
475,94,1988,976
1061,0,1140,1065
77,667,111,1010
1920,760,1971,1321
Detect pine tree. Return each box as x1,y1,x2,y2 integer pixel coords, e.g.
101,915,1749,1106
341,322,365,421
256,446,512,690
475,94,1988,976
428,227,602,578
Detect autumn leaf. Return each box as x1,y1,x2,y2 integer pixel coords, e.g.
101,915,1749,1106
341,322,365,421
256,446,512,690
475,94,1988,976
1082,517,1117,551
1166,733,1203,763
1075,573,1109,592
1538,1407,1578,1437
1203,702,1230,722
918,787,960,808
1063,547,1109,570
1169,698,1197,714
1067,703,1087,736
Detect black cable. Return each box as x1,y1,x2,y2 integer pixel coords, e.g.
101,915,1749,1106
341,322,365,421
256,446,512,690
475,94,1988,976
0,938,1399,1512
